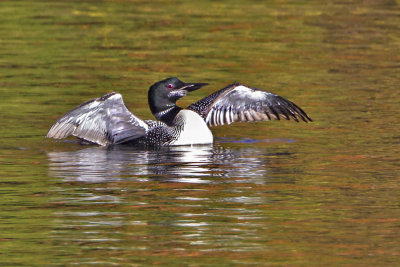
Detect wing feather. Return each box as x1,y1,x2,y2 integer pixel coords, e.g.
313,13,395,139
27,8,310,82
46,92,148,146
188,84,312,127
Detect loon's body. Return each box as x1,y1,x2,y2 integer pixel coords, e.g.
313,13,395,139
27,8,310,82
46,77,312,147
131,109,213,146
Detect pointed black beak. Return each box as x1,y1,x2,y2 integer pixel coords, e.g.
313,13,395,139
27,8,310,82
168,82,209,101
181,82,209,92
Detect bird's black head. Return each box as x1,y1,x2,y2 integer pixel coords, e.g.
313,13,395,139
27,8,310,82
148,77,208,119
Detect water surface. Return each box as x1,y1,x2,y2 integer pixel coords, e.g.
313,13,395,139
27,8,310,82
1,0,400,266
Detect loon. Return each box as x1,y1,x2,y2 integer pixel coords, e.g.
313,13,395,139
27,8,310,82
46,77,312,146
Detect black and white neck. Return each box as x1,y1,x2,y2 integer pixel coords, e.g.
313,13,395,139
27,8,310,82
147,77,208,126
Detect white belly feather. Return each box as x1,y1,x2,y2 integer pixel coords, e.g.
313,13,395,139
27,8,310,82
170,110,213,146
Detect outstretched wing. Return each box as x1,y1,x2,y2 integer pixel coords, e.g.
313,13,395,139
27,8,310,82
188,83,312,127
46,92,149,146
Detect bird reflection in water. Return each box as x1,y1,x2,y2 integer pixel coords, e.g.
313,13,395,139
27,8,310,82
47,143,287,184
47,143,296,259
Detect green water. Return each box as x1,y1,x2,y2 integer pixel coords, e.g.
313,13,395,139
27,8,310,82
1,0,400,266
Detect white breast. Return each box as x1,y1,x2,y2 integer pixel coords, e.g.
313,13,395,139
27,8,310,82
170,110,213,146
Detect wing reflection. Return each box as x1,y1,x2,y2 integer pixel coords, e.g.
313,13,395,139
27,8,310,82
47,144,287,184
47,144,295,261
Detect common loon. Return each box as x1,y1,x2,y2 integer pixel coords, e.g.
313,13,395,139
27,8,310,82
46,77,312,146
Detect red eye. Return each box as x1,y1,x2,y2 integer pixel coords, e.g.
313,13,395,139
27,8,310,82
167,84,174,89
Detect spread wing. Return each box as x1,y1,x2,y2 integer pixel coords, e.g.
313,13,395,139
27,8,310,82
188,83,312,127
46,92,149,146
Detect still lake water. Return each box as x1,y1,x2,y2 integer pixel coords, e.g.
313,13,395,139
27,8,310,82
1,0,400,266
